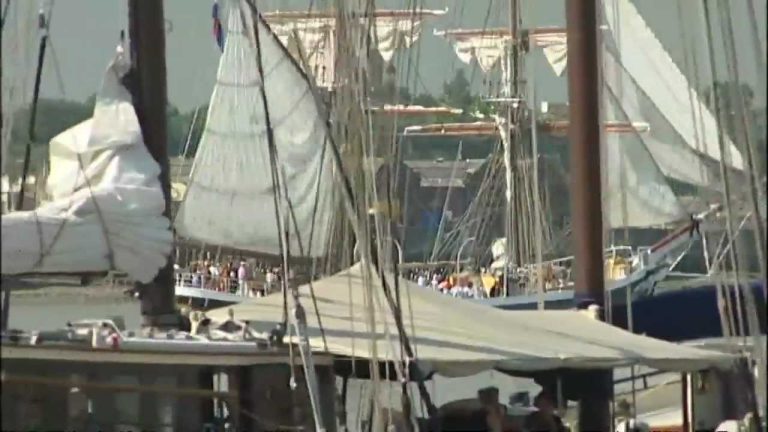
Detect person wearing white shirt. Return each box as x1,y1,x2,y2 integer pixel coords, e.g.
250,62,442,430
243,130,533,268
265,269,277,293
417,274,426,287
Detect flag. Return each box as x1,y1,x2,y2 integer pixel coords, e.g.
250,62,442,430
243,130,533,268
212,1,224,51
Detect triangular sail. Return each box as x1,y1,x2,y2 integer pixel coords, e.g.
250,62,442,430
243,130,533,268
1,1,39,177
601,0,744,187
599,9,688,229
175,0,333,257
600,112,688,229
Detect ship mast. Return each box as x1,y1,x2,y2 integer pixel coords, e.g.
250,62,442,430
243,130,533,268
503,0,522,296
127,0,179,329
565,0,611,429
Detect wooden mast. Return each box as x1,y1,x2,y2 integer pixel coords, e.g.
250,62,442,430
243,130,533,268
565,0,611,429
127,0,179,329
503,0,521,296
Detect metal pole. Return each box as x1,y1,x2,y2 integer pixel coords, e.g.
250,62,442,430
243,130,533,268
16,7,49,212
128,0,179,329
529,61,544,310
566,0,611,429
456,237,476,274
2,6,51,331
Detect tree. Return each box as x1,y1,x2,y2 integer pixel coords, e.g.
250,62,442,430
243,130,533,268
412,93,439,107
702,81,755,144
7,98,195,176
441,69,473,111
702,81,755,111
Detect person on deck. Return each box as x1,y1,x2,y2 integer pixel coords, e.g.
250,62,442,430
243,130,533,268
220,262,230,292
473,282,488,299
237,261,248,296
228,262,237,292
265,268,277,294
523,391,566,432
478,386,521,432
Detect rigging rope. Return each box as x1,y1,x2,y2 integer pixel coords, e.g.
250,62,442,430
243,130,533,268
16,2,52,211
703,1,765,426
716,0,767,286
715,0,768,419
0,0,9,30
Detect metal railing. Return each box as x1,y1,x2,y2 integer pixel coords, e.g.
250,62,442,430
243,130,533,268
512,245,644,295
175,272,266,296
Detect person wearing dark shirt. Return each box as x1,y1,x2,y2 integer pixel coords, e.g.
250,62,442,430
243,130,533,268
523,391,566,432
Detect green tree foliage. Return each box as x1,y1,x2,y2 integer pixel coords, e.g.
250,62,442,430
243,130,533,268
10,67,494,168
702,80,766,174
702,81,755,142
441,69,473,110
8,98,193,163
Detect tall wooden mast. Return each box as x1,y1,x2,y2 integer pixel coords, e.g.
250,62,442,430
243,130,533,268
565,0,611,429
128,0,178,329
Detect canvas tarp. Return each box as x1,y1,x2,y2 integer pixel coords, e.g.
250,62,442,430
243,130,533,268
208,264,733,377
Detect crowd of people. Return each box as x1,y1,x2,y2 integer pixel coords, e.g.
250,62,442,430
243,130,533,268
176,259,281,297
407,267,505,299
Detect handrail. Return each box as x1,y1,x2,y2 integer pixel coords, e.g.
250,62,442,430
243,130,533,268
174,272,263,295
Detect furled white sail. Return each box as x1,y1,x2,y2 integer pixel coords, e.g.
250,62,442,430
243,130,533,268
267,10,443,88
435,28,568,77
534,32,568,77
175,0,333,257
268,17,336,89
1,46,173,283
435,29,509,73
371,14,432,63
601,0,744,182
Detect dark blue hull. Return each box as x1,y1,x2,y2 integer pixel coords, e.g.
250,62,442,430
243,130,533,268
476,280,766,342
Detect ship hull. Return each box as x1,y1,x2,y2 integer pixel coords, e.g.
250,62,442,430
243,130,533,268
476,280,766,342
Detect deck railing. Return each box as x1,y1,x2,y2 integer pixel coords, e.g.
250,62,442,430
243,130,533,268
174,272,267,295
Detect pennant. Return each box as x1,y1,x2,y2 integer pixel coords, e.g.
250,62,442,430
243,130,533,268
212,1,224,51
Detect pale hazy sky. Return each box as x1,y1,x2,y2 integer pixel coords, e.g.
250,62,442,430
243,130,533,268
7,0,767,111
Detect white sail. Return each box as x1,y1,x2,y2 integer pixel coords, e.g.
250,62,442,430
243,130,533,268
434,29,509,73
1,1,38,176
1,46,173,283
435,28,568,77
600,15,688,228
268,17,336,89
267,10,444,88
175,0,333,257
601,0,744,185
600,124,688,229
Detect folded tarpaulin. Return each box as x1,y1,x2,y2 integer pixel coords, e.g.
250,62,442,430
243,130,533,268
207,263,735,377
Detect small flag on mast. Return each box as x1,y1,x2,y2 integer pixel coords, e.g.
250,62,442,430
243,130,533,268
212,1,224,51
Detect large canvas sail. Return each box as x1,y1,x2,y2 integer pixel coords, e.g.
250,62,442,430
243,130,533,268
1,1,38,176
439,27,686,229
599,7,688,229
1,46,173,283
600,115,687,229
175,0,333,257
601,0,744,187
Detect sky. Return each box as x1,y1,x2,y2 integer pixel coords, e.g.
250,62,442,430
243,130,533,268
3,0,766,112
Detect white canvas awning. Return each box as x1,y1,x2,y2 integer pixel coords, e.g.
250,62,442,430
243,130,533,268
208,264,733,377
